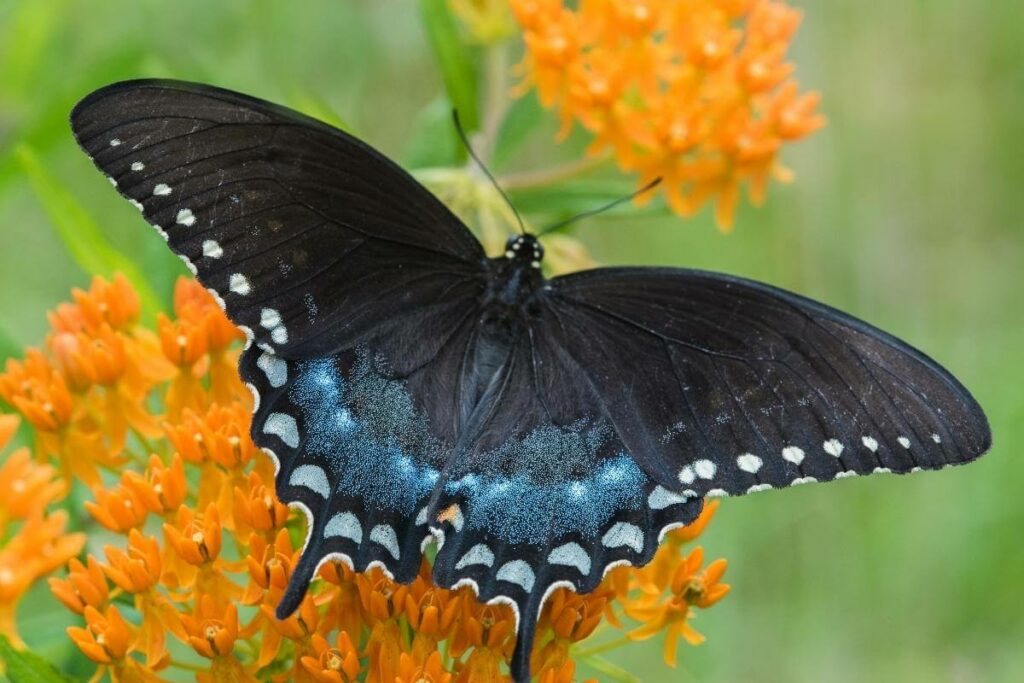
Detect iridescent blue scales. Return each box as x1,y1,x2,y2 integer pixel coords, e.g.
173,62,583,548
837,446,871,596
70,80,991,682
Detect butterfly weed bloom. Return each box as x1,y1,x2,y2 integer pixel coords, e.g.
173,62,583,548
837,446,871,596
509,0,826,229
1,273,728,679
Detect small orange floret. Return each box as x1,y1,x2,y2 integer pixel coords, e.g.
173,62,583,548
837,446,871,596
49,556,110,615
68,605,134,664
48,273,140,335
301,631,362,683
182,595,241,659
102,530,163,594
396,650,452,683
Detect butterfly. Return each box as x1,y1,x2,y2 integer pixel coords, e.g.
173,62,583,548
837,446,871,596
71,80,991,682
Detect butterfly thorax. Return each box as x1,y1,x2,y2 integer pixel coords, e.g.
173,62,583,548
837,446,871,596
480,234,546,329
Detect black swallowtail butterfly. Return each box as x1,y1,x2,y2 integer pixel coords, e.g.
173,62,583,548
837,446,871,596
71,80,991,682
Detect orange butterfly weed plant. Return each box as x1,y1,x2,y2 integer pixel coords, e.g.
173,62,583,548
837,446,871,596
505,0,825,229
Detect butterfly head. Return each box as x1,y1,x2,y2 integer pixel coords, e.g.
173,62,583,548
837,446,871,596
504,234,544,270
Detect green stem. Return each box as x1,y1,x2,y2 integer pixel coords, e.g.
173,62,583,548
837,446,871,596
478,40,511,163
499,153,613,190
573,634,634,658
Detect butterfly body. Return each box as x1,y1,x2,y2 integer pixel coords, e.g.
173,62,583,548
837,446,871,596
70,80,990,682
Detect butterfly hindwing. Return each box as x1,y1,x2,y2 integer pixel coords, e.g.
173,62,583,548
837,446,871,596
70,79,487,359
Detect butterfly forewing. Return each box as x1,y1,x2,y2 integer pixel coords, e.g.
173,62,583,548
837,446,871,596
546,267,991,495
70,80,487,359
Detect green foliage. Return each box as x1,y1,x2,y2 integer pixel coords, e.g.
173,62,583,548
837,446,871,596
0,636,80,683
15,145,162,315
419,0,480,140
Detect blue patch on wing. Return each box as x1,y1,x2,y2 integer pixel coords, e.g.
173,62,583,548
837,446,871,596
445,454,646,545
289,356,441,516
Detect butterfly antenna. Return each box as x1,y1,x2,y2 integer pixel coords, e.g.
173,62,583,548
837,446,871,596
452,110,527,235
537,178,663,236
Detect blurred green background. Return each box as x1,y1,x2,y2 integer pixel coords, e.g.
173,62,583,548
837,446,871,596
0,1,1021,681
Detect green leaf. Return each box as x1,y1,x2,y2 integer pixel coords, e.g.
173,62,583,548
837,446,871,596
14,144,163,315
419,0,479,138
403,95,463,169
0,635,81,683
493,94,544,169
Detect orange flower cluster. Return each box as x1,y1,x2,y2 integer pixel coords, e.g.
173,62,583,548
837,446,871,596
0,414,84,646
511,0,825,228
1,274,729,681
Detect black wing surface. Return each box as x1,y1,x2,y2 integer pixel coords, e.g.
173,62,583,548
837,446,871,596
543,266,991,497
70,79,487,361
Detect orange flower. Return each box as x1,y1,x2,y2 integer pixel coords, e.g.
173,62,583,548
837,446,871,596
0,349,74,433
103,531,184,668
627,546,730,666
0,511,85,644
242,530,300,667
47,273,141,335
316,559,366,645
395,650,452,683
512,0,825,229
86,477,153,533
120,454,188,519
0,445,65,525
404,561,461,658
182,596,257,683
233,469,290,540
532,587,607,672
164,403,259,525
356,568,410,683
449,595,516,682
300,631,362,683
68,605,135,664
536,659,596,683
49,556,110,615
162,504,241,609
